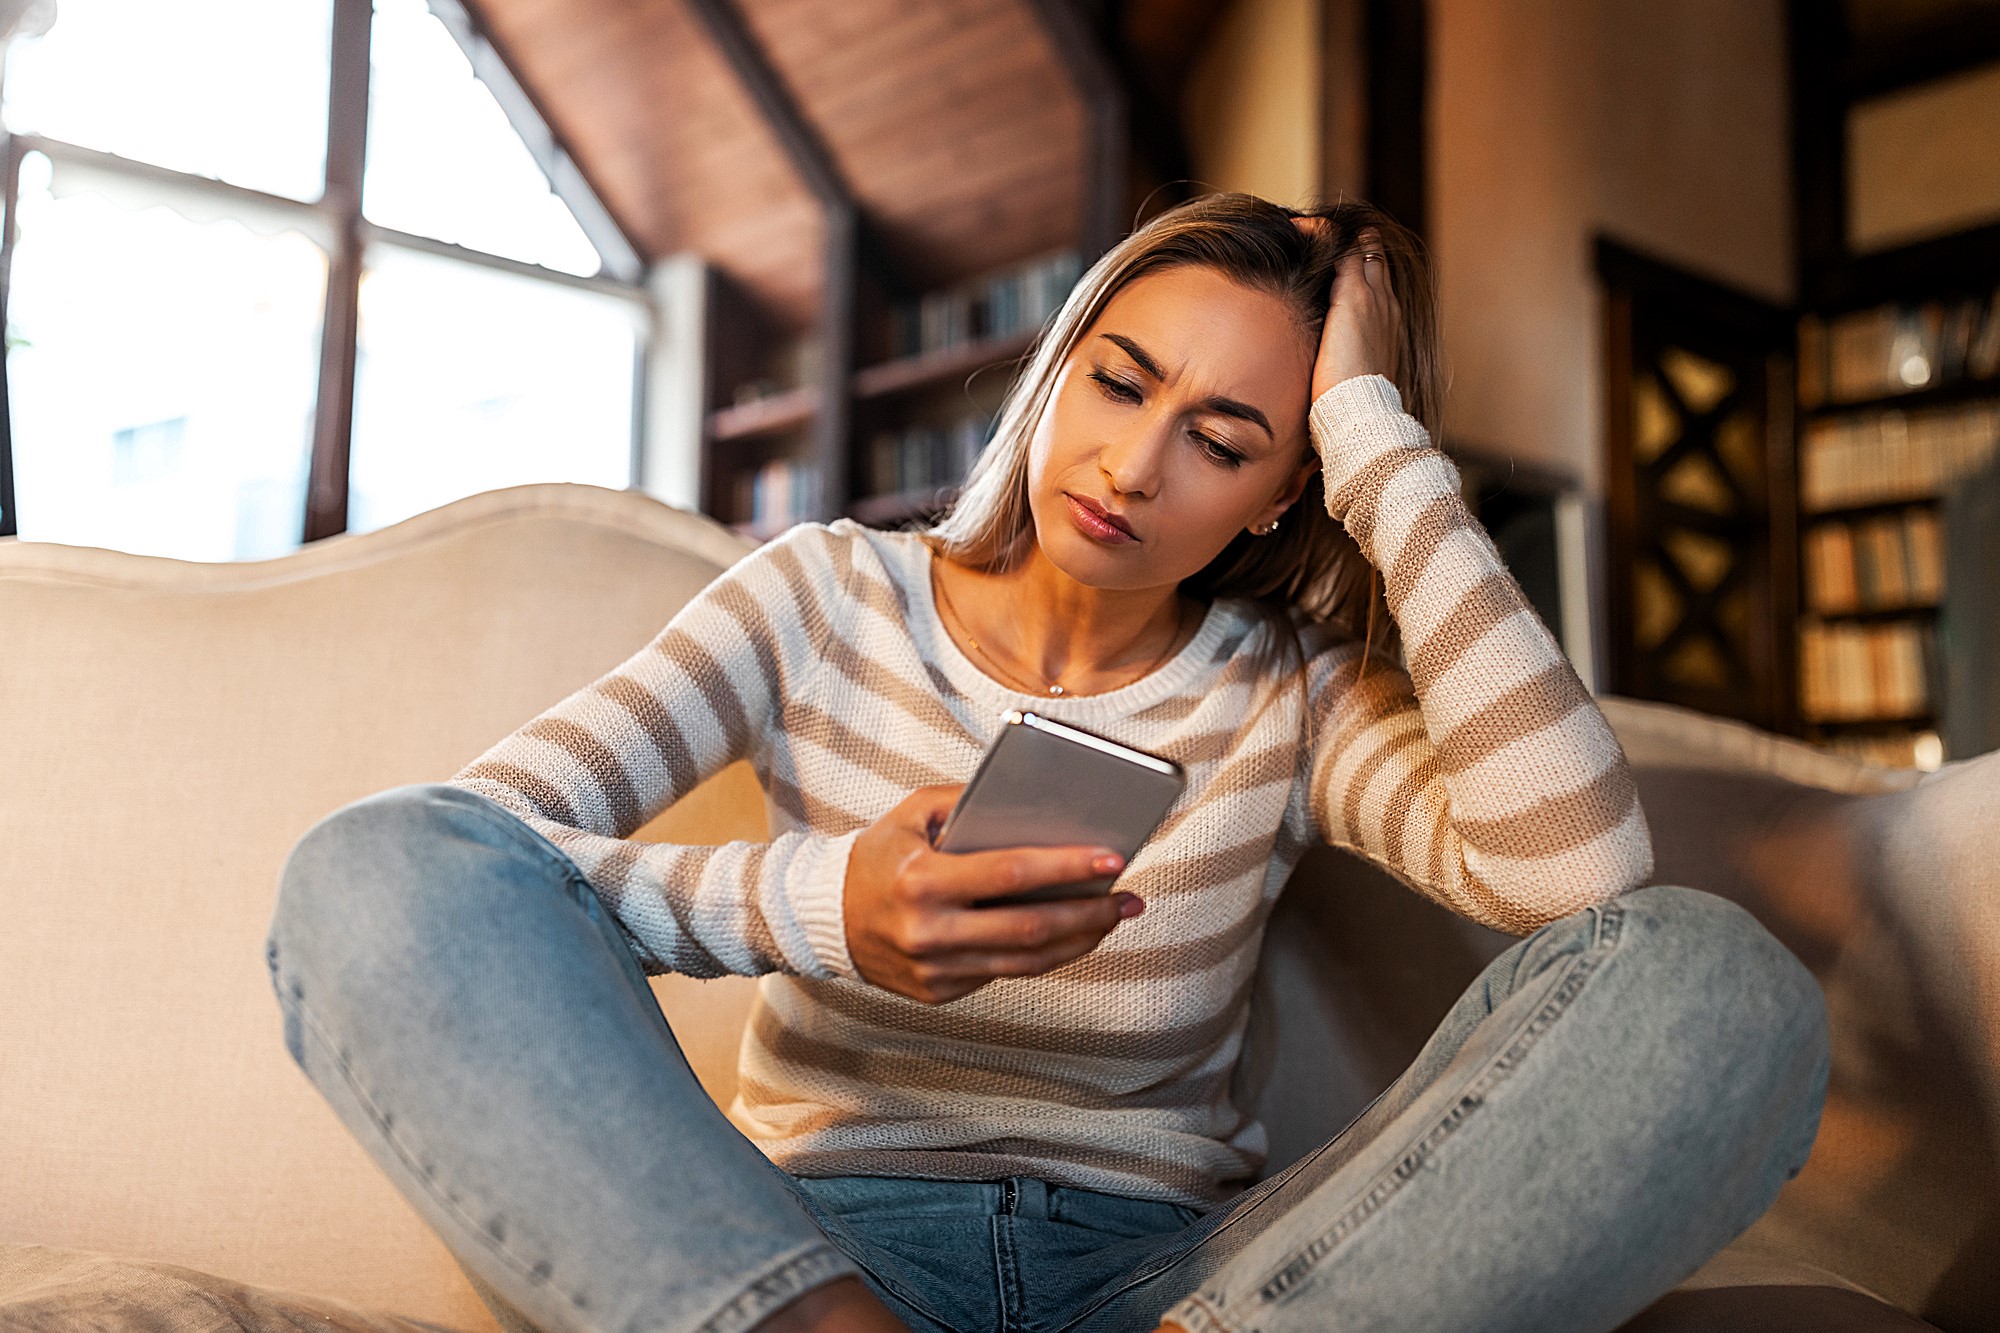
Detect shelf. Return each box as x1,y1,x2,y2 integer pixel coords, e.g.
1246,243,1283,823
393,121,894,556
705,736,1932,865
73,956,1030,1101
853,330,1037,401
1801,493,1940,520
847,485,960,527
1803,714,1938,733
708,386,820,443
1803,376,2000,419
1834,9,2000,102
1805,603,1941,622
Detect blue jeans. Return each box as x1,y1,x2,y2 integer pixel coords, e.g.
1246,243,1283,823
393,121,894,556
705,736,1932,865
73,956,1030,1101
264,783,1828,1333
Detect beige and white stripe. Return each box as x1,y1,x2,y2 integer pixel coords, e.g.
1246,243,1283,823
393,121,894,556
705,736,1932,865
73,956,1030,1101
447,372,1652,1204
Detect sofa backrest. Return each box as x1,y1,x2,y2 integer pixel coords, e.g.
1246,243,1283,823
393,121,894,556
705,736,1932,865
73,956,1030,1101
0,485,765,1332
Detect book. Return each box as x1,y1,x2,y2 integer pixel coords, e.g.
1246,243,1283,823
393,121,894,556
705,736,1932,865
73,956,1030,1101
742,457,823,539
1811,290,2000,405
1904,508,1945,602
1799,402,2000,511
856,411,993,501
884,250,1082,363
1799,618,1934,722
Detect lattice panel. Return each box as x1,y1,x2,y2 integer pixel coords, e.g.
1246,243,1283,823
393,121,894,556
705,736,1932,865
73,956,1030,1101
1600,244,1790,731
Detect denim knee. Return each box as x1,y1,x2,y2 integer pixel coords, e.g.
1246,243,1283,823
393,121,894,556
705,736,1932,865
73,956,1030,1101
1603,885,1830,1164
266,782,564,979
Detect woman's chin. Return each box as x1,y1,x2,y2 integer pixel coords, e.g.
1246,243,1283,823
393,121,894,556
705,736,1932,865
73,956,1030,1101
1034,524,1176,593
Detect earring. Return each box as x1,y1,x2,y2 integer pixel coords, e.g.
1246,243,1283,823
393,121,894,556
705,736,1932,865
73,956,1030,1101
1252,516,1281,537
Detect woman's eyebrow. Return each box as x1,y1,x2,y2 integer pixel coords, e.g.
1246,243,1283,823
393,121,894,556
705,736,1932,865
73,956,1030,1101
1098,333,1274,439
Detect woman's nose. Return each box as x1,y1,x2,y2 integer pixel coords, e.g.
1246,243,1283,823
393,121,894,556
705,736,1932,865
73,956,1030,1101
1099,416,1170,498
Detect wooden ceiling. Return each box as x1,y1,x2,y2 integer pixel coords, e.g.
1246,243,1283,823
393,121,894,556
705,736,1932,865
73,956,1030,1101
466,0,1090,328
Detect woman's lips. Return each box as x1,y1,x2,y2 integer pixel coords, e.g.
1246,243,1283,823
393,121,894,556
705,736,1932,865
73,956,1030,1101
1065,493,1137,545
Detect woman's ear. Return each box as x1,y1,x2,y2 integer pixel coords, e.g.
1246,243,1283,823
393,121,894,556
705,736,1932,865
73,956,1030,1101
1278,450,1320,509
1253,451,1321,531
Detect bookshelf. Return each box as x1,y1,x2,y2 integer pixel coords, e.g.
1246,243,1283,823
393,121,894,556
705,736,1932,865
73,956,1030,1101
700,249,1082,541
1791,289,2000,767
1765,5,2000,767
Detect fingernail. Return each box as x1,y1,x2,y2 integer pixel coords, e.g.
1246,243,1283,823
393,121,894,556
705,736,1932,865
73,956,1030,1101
1117,894,1145,918
1093,853,1125,874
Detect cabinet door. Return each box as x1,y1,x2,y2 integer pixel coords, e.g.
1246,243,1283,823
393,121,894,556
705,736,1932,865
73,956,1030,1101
1597,240,1796,730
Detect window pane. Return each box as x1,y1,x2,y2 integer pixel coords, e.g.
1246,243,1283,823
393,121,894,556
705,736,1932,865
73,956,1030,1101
347,244,641,533
363,0,602,276
2,0,332,203
6,153,326,561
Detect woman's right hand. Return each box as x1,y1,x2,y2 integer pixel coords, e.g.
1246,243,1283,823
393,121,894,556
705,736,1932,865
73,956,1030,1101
843,784,1144,1004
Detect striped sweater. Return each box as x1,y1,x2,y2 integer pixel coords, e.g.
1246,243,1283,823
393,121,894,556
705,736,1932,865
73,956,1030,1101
448,373,1653,1206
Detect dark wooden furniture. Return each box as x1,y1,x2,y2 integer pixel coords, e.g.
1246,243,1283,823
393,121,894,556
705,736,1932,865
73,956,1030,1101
1598,5,2000,765
1597,240,1798,732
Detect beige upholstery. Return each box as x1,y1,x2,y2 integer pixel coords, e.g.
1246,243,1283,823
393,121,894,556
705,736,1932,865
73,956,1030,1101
2,482,1989,1332
0,485,761,1332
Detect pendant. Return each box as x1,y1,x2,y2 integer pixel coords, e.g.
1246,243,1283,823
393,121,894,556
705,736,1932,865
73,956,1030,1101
1047,683,1066,696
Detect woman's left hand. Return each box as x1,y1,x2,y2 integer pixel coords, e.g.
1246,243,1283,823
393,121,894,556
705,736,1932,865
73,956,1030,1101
1306,225,1404,402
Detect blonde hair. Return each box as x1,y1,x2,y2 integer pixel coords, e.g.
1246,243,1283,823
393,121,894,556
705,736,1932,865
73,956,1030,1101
926,193,1441,667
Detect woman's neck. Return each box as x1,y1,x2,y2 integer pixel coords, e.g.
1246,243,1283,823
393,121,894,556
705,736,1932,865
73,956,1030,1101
933,539,1199,695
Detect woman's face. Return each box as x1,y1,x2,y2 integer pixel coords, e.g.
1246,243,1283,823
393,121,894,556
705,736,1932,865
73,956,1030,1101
1026,264,1318,592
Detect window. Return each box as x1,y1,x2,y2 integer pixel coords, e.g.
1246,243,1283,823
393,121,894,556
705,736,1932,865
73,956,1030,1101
349,244,642,533
1,0,649,557
363,0,600,276
5,152,327,561
2,0,332,201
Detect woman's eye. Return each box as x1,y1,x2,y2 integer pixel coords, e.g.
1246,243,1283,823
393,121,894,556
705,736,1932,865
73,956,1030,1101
1194,432,1244,467
1088,370,1141,402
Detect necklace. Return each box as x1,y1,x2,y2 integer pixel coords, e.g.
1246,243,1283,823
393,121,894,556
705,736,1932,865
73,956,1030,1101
931,562,1189,698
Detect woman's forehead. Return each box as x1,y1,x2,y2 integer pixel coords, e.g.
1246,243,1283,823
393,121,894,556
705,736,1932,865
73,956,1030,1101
1085,266,1313,410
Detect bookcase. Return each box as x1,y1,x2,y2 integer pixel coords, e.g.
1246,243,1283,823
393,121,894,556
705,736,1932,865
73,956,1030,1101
1782,3,2000,767
1792,290,2000,767
1579,9,2000,766
699,250,1082,541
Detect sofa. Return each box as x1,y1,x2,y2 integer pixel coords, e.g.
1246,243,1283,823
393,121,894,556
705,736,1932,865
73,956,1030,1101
1,481,1993,1332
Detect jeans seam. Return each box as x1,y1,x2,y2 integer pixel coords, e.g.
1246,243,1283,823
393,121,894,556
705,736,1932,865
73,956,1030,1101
785,1191,963,1330
426,786,594,891
1044,1090,1386,1333
1165,1292,1237,1333
995,1214,1023,1333
1241,899,1627,1311
434,787,667,976
692,1243,857,1333
273,973,601,1324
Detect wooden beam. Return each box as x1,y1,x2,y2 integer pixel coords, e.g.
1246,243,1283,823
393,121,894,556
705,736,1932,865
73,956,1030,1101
1320,0,1367,206
1320,0,1428,235
684,0,851,209
1023,0,1128,258
303,0,370,544
684,0,857,516
1790,0,1848,308
1364,0,1427,237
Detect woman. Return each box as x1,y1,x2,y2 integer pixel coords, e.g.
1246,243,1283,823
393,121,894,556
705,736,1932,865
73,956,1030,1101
266,195,1828,1333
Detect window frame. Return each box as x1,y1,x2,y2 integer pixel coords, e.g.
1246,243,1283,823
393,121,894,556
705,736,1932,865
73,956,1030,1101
0,0,651,544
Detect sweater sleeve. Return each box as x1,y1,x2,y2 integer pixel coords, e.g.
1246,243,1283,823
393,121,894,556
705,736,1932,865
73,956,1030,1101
1301,375,1653,935
445,522,862,981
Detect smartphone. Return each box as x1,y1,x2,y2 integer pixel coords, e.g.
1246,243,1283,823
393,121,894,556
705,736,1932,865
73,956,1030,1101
933,710,1186,905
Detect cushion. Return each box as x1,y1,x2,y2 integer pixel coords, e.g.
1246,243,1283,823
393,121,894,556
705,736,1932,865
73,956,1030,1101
1621,1286,1937,1332
0,1243,461,1332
